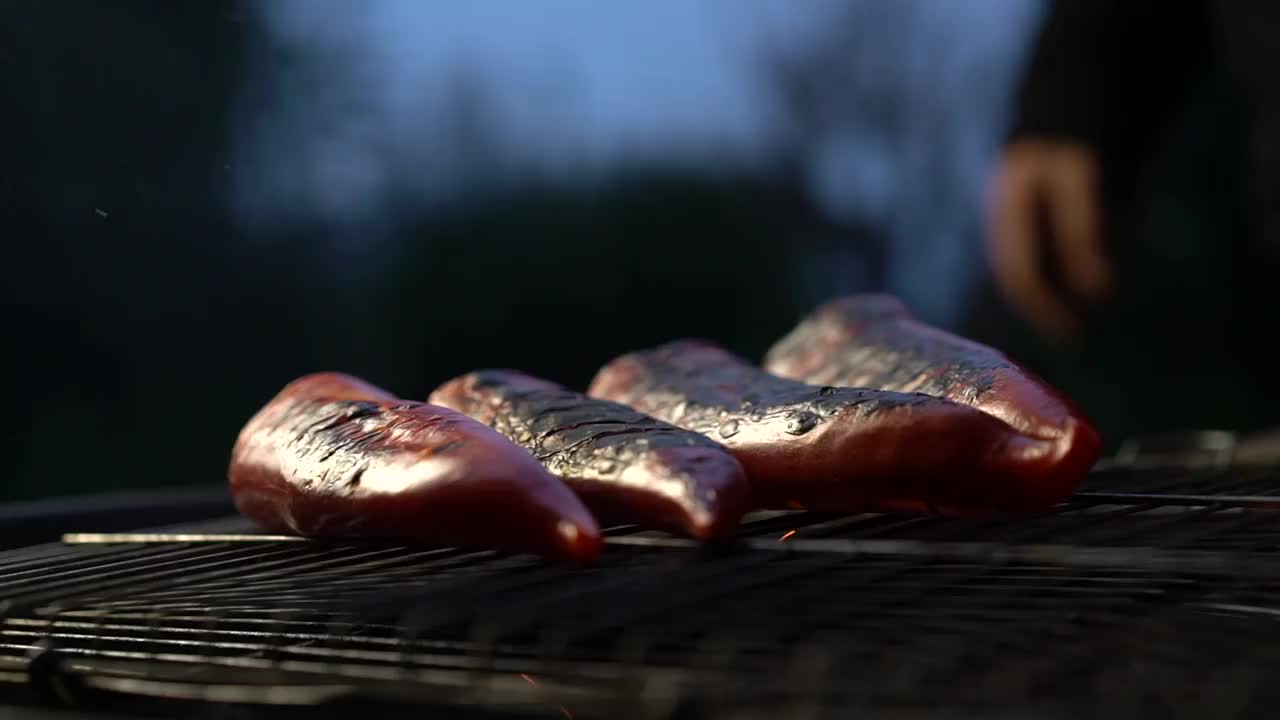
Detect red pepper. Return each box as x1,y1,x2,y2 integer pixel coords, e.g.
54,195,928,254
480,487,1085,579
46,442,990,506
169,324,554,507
764,294,1100,480
430,370,750,539
590,341,1085,516
229,372,602,562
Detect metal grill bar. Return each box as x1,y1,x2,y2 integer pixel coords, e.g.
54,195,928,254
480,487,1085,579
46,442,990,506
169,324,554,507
3,461,1280,718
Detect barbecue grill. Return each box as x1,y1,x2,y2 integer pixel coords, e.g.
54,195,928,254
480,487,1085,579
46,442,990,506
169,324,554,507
4,431,1280,719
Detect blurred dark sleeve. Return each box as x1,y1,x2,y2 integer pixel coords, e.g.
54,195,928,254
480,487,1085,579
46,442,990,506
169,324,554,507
1009,0,1210,212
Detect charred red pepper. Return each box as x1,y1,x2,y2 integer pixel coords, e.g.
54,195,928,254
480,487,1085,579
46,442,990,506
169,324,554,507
229,372,602,562
590,341,1086,516
430,370,750,539
763,294,1100,475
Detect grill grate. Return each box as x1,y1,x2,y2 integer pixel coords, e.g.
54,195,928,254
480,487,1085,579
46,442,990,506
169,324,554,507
4,448,1280,718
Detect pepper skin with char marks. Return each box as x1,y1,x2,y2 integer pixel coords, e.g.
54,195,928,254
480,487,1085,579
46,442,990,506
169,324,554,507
229,372,602,562
430,370,750,539
589,341,1085,516
763,294,1100,476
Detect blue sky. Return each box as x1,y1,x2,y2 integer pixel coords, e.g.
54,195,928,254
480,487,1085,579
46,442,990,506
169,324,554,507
232,0,1043,325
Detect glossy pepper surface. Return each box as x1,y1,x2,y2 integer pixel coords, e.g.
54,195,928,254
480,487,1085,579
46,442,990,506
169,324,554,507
590,341,1085,516
763,294,1100,475
431,369,750,539
230,372,602,562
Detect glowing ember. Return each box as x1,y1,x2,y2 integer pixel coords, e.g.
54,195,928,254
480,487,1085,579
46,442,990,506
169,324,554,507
520,672,537,686
779,529,797,542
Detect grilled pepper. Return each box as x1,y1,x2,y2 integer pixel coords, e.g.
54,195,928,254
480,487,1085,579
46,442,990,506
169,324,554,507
430,370,750,539
590,341,1086,516
230,372,602,562
763,294,1100,473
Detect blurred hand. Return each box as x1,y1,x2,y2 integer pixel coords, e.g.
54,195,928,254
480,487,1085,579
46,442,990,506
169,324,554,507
987,140,1111,344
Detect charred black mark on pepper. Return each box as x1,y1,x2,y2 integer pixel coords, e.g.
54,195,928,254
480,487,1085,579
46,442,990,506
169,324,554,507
765,298,1008,402
597,340,936,440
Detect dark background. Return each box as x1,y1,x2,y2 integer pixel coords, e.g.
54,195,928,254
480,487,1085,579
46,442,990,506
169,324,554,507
0,1,1252,503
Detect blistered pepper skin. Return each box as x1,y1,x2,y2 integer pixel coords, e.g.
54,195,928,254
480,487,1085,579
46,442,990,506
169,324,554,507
229,373,602,562
430,370,750,539
763,294,1100,477
589,341,1085,516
